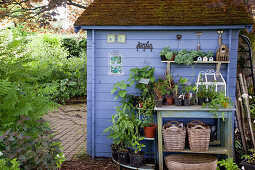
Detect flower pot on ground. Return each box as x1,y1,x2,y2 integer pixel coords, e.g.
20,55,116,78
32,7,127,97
118,148,130,165
144,124,157,138
111,144,120,161
241,148,255,170
242,161,255,170
129,151,144,168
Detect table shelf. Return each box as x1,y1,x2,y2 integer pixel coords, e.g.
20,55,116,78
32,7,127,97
161,60,230,74
163,146,228,154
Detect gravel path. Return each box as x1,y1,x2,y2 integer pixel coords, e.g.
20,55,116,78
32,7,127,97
44,104,87,161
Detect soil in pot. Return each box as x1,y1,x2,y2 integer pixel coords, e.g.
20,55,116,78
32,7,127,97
129,151,144,168
118,149,130,165
174,97,183,106
160,55,166,61
111,144,119,161
166,96,174,105
144,124,156,138
183,98,190,106
242,161,255,170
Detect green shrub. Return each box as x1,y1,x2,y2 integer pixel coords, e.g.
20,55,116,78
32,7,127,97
0,158,20,170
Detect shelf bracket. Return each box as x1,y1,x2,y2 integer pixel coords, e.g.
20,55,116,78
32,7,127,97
216,63,221,72
167,62,170,74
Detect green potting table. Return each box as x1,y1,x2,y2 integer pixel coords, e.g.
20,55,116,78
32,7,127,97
155,105,236,170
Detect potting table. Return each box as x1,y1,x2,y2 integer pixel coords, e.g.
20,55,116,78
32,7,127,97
155,105,235,170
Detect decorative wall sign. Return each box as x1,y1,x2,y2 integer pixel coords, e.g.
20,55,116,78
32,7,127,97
110,66,123,74
136,41,153,52
108,50,124,75
110,55,122,65
107,34,116,43
117,34,126,43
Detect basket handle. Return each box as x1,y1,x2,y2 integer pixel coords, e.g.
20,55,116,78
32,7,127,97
192,125,206,130
168,121,181,125
188,120,204,126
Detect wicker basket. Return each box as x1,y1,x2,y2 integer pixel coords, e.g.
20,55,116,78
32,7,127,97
187,120,211,151
162,121,186,151
165,154,217,170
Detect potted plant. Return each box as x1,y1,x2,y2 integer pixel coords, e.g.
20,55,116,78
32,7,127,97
242,149,255,170
129,134,145,168
206,51,214,61
190,50,200,61
160,46,171,61
197,85,207,105
139,97,157,138
184,84,197,106
172,84,183,106
164,74,175,105
154,79,164,107
174,49,193,65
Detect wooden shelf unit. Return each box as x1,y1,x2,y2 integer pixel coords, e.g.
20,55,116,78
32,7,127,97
155,105,235,170
161,60,230,74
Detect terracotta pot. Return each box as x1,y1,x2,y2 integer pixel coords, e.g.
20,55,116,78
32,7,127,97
144,124,157,138
138,101,143,108
166,97,174,105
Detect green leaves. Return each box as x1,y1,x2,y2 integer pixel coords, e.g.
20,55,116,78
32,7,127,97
118,90,127,98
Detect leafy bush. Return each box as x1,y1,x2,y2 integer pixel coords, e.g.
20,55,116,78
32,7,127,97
62,37,87,58
0,27,65,169
0,158,20,170
0,118,64,169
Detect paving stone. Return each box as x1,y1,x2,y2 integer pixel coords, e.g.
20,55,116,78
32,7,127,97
43,103,87,161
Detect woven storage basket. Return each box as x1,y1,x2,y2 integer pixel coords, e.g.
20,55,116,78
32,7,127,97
165,154,217,170
187,120,211,151
162,121,186,151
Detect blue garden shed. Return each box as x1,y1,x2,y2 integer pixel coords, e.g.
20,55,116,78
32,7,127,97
74,0,253,166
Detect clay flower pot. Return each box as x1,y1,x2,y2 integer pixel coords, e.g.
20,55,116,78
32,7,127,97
166,96,174,105
144,124,157,138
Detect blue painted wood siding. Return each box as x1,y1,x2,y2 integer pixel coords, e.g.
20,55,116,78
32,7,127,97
86,30,239,157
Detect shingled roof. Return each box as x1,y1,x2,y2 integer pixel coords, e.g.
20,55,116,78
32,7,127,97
74,0,253,26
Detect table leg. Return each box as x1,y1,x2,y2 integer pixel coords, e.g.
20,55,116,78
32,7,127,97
157,111,163,170
227,111,234,157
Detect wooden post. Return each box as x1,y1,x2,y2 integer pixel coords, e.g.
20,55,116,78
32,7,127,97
157,111,163,170
238,73,255,148
236,79,248,153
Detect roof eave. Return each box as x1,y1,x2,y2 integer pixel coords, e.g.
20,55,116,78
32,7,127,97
74,25,249,31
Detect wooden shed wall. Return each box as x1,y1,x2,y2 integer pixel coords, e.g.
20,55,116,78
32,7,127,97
86,29,239,157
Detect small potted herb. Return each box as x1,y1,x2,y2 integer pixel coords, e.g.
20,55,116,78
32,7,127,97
190,50,200,61
164,74,175,105
172,84,183,106
184,84,197,106
129,135,145,168
242,149,255,170
197,85,207,105
160,46,171,61
206,51,214,61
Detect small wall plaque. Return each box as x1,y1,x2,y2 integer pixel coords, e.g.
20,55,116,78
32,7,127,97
107,34,115,43
117,34,126,43
136,41,153,52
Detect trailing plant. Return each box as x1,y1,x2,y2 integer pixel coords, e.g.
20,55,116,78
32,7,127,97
217,157,240,170
242,149,255,165
130,134,145,154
